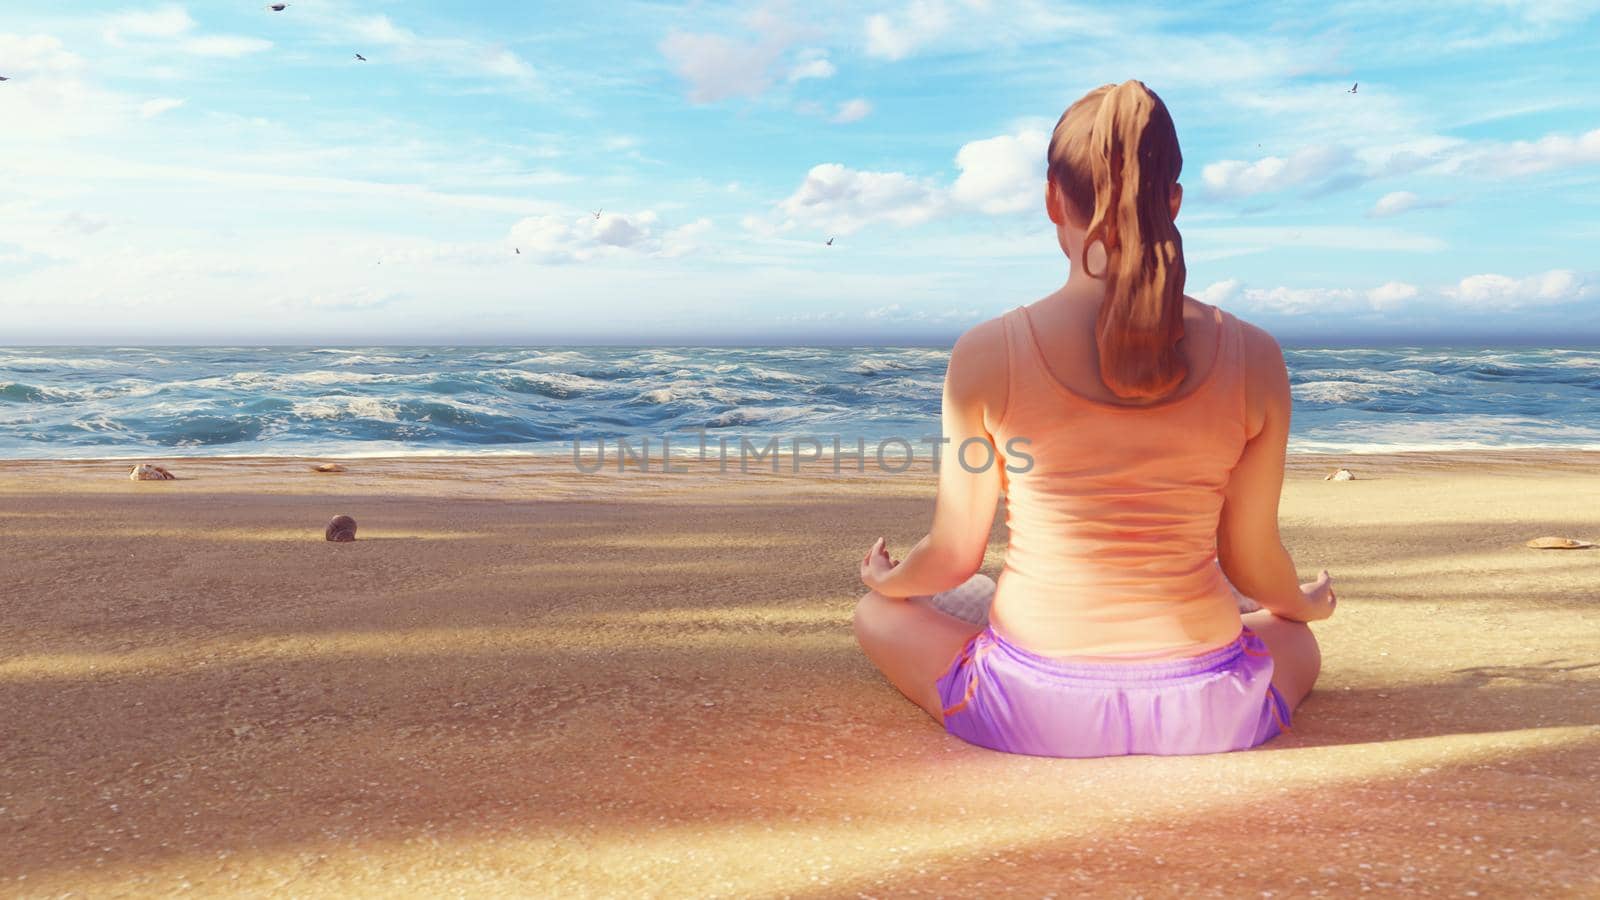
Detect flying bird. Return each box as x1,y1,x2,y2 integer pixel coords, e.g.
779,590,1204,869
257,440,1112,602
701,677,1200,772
826,237,834,246
355,53,367,61
515,248,521,254
1347,82,1358,93
593,209,602,220
267,3,287,11
0,76,10,82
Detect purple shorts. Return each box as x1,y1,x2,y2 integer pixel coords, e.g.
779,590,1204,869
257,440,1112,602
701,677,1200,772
934,625,1292,757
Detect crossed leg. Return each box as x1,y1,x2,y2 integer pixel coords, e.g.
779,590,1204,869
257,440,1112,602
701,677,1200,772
853,590,987,727
1240,609,1322,712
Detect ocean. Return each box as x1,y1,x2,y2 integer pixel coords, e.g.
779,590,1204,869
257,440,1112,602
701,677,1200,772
1,346,1597,459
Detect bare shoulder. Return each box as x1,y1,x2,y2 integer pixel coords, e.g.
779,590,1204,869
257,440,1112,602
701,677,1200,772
950,315,1007,368
1221,310,1290,437
945,315,1010,418
1229,311,1288,383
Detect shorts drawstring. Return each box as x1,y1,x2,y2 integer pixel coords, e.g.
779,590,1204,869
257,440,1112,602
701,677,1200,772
1241,626,1292,733
941,634,992,719
1267,686,1293,733
1239,626,1274,658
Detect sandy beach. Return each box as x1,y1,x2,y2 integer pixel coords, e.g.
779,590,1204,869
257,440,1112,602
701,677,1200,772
1,450,1596,897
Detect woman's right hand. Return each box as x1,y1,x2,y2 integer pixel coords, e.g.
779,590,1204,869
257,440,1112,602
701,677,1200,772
1298,569,1337,621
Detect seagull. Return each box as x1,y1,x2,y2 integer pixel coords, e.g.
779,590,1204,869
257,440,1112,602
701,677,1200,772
355,53,367,61
267,3,287,11
826,237,834,246
1347,82,1358,93
593,209,602,220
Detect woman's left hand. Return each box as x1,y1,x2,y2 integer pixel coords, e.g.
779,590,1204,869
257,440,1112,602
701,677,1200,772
860,536,899,591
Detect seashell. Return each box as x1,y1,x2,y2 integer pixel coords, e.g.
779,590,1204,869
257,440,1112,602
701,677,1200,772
130,464,176,481
325,515,357,542
1325,468,1355,481
312,463,346,473
1524,536,1594,550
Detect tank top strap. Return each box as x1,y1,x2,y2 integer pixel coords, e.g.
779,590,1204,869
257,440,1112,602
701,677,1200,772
1222,305,1249,427
997,308,1050,432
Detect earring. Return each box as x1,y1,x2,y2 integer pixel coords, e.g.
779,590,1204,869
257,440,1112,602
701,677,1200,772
1084,240,1108,278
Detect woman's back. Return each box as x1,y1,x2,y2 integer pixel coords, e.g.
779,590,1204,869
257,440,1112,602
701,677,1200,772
989,295,1250,659
853,80,1331,759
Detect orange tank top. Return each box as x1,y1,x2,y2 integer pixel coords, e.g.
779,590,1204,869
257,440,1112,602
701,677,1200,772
989,301,1250,660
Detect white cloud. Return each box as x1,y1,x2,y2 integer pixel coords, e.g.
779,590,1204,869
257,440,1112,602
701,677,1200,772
306,13,537,86
1203,125,1600,212
950,126,1047,214
1366,281,1419,310
772,163,946,235
660,218,713,258
1446,269,1594,309
865,1,955,60
1369,191,1419,217
1366,189,1453,218
862,0,1019,60
1195,279,1241,305
1202,271,1594,318
1213,280,1417,316
660,30,784,104
506,211,705,263
831,98,872,124
59,211,111,235
864,303,980,323
101,5,272,57
0,36,135,140
657,8,814,104
138,97,185,118
481,48,537,81
1201,145,1353,199
346,14,410,45
788,50,836,82
0,33,83,73
594,211,659,249
761,123,1047,234
1233,286,1361,315
1453,127,1600,177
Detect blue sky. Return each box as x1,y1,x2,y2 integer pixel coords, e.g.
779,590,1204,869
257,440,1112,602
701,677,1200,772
2,0,1598,345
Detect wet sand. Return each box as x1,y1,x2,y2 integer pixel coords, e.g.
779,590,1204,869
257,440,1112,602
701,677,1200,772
1,451,1597,897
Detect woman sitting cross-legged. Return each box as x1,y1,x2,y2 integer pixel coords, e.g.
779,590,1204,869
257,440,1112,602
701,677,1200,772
852,79,1337,758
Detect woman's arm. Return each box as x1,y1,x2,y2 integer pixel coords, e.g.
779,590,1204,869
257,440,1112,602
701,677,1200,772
863,321,1007,598
1217,324,1334,622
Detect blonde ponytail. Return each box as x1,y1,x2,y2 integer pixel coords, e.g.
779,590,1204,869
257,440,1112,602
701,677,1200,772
1048,80,1187,400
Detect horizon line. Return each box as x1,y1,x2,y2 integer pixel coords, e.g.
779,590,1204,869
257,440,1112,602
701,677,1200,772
6,336,1600,350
